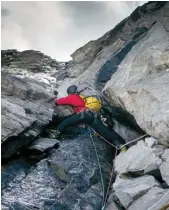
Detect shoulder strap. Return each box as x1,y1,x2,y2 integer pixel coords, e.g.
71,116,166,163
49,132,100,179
82,95,98,100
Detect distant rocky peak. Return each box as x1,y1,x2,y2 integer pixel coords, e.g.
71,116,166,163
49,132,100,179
1,49,69,72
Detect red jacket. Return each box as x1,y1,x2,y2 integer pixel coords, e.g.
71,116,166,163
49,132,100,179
55,94,85,113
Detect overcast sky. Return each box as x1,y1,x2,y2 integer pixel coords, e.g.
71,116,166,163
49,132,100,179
1,1,145,61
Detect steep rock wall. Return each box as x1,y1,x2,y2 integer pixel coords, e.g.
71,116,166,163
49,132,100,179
103,16,169,145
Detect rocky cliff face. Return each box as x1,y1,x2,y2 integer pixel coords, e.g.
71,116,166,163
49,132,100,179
103,20,169,146
1,1,169,210
67,2,167,87
68,1,169,146
1,51,114,209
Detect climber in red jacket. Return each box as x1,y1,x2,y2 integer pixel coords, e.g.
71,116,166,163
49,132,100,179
56,93,85,113
52,85,126,150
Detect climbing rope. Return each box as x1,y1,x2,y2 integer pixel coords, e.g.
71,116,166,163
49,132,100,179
88,128,105,208
89,128,120,210
44,84,149,209
119,133,148,149
89,129,149,209
89,127,123,209
91,129,148,150
91,129,117,149
102,148,118,210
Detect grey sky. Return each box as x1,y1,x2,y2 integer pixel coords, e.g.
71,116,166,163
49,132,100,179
1,1,145,61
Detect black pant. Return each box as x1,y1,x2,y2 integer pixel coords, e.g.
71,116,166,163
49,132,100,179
56,110,125,147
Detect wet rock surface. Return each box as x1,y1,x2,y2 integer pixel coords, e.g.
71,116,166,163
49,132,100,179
1,133,113,210
28,138,60,153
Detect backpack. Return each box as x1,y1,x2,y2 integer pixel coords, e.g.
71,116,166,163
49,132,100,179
79,94,102,112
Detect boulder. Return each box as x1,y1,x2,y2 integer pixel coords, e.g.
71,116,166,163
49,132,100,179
114,140,162,176
145,137,158,148
128,187,169,210
161,149,169,162
1,72,73,159
1,73,52,159
113,175,160,208
160,149,169,186
113,119,141,143
28,138,59,153
76,183,103,210
103,19,169,146
104,190,125,210
27,138,59,160
160,162,169,187
105,201,122,210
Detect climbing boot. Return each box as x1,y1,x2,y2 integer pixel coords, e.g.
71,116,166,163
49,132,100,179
46,129,60,139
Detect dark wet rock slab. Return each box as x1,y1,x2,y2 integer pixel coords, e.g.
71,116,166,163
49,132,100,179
1,133,114,210
96,26,148,87
26,138,60,160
